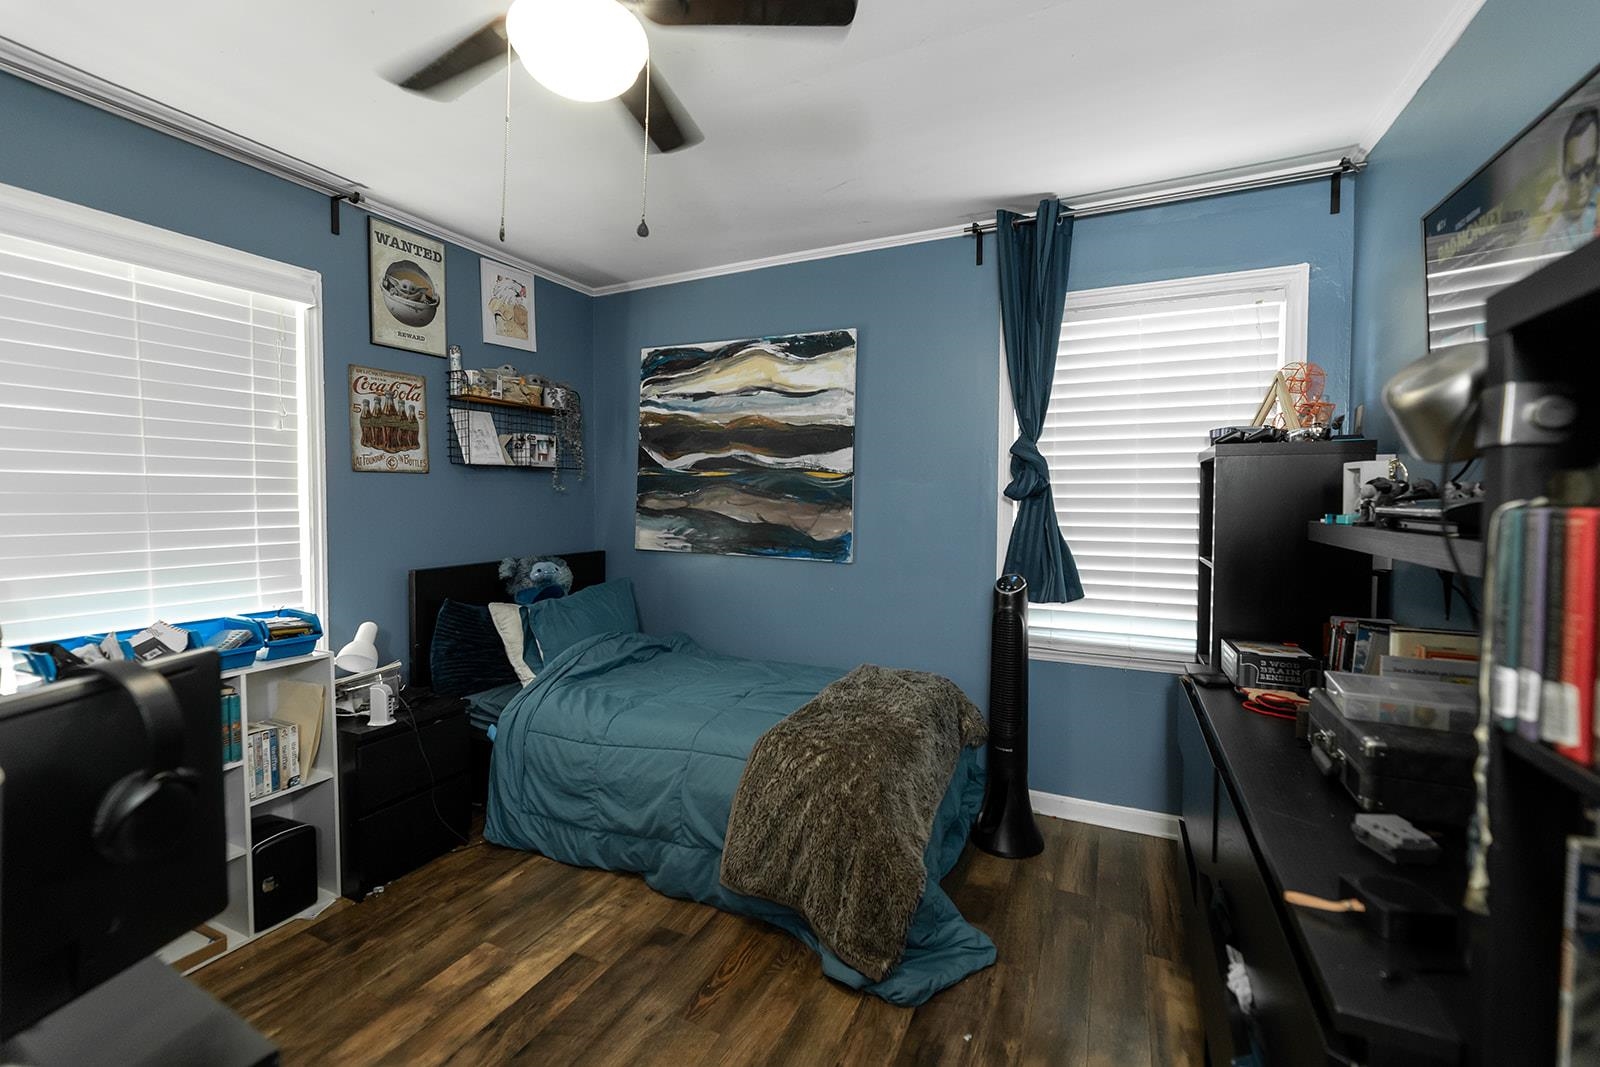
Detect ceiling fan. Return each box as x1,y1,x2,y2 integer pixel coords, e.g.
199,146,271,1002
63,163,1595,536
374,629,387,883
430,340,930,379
394,0,859,154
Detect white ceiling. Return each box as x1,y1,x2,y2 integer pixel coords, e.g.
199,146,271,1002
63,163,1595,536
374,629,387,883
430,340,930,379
0,0,1477,290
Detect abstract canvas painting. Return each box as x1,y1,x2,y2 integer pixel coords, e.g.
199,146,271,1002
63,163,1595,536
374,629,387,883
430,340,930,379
636,329,855,562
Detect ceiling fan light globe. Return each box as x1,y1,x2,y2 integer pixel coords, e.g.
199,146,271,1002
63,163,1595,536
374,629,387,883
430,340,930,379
506,0,649,103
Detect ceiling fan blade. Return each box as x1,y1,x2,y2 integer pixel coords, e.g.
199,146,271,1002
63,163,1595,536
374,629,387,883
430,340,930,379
629,0,857,27
396,17,508,97
618,65,702,153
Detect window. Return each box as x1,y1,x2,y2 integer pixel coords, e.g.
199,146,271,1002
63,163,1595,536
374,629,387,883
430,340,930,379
0,183,325,648
1002,264,1308,668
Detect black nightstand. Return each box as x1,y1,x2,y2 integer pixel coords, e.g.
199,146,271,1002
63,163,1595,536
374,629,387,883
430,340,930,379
337,688,471,901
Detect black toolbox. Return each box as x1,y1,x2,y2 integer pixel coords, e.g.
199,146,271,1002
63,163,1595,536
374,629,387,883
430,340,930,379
1305,689,1476,827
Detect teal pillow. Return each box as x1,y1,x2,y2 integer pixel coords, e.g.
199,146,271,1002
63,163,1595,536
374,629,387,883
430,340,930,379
528,578,640,663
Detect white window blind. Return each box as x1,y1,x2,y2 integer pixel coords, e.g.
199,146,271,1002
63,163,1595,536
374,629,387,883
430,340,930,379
0,215,321,646
1018,265,1308,665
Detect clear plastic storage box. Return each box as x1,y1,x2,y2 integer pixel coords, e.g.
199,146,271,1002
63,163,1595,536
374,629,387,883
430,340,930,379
1322,670,1477,733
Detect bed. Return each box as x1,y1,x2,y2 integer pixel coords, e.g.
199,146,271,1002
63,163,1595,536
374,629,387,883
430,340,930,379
407,555,995,1005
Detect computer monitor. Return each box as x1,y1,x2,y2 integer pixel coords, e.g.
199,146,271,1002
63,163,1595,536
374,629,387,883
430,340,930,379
0,649,226,1039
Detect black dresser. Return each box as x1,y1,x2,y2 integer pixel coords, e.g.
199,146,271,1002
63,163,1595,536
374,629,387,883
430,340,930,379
1179,678,1472,1065
337,688,471,900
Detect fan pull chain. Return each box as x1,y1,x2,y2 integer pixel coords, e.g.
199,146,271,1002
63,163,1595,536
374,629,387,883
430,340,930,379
637,56,651,238
499,33,512,242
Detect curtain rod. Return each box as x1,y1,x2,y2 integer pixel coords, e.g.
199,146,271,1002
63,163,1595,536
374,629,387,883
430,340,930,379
963,153,1365,263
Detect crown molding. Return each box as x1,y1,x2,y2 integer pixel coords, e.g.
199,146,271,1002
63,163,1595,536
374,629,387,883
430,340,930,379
1359,0,1487,154
589,222,974,296
0,34,596,297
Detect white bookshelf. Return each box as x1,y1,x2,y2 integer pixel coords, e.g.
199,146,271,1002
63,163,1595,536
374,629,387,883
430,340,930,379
158,650,341,973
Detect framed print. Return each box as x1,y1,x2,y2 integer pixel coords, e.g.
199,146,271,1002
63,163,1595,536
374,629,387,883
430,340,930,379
480,258,537,352
368,217,447,356
636,328,855,563
350,364,429,473
1423,61,1600,349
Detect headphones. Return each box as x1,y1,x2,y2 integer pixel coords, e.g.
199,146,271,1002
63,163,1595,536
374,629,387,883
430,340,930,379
86,659,200,865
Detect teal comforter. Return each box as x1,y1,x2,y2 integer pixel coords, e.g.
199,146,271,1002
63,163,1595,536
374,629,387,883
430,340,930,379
483,631,996,1005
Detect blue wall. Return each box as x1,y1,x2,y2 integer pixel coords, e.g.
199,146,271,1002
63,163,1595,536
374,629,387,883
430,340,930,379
593,243,1003,702
1033,180,1356,811
0,71,596,668
1350,0,1600,624
595,180,1355,811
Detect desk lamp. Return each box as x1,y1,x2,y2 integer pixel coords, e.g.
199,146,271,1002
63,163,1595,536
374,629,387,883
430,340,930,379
1381,341,1487,462
334,621,393,727
334,622,379,674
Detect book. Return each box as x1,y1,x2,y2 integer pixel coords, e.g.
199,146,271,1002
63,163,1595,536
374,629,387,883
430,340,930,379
262,719,301,789
1559,836,1600,1066
1559,509,1600,766
1324,616,1393,672
1378,654,1477,685
1352,620,1394,674
257,727,270,799
1386,627,1481,661
1544,513,1571,742
218,686,239,764
267,727,279,793
229,691,242,764
1521,508,1553,740
220,685,233,763
1492,506,1526,731
246,727,265,800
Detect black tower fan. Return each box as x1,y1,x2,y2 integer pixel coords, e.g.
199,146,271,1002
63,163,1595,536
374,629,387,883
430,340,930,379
973,574,1043,858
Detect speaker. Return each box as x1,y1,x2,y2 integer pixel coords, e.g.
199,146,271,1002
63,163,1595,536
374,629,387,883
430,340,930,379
972,574,1043,858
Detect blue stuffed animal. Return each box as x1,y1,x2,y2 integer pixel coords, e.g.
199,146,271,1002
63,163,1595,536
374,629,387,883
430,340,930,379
498,555,574,605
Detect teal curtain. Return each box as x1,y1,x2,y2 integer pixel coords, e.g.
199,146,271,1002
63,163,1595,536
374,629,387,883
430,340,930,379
997,199,1083,604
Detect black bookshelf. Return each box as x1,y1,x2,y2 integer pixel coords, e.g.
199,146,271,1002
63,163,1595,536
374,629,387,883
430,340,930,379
1306,521,1484,576
1476,239,1600,1067
1502,733,1600,805
1196,440,1375,668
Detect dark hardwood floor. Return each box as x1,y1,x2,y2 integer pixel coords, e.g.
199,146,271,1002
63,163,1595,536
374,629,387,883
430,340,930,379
194,816,1201,1065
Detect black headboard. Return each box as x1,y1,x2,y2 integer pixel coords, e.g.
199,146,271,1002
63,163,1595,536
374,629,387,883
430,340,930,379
407,551,606,689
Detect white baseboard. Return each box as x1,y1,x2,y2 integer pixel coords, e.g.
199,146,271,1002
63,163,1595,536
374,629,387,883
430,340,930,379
1030,790,1181,841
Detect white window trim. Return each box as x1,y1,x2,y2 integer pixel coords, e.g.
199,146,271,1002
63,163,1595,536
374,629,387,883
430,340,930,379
0,180,329,640
997,263,1310,671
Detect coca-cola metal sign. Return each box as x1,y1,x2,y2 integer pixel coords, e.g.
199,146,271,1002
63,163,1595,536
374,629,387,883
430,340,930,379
349,364,429,474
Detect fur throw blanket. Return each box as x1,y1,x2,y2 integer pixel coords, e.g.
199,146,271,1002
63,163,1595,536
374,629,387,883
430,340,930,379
719,664,987,980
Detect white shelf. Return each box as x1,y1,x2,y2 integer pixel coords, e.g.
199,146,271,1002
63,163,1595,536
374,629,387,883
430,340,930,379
221,649,329,681
252,887,340,942
162,649,341,976
248,767,333,807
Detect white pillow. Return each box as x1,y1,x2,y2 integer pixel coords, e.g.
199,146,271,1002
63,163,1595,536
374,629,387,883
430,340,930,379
488,602,535,686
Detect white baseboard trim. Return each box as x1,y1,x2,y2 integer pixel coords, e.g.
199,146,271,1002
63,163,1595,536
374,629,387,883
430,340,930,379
1030,790,1181,841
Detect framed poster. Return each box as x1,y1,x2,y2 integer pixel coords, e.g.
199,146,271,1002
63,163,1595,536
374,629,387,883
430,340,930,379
349,364,429,473
1423,61,1600,349
480,259,536,352
636,328,855,563
368,217,446,356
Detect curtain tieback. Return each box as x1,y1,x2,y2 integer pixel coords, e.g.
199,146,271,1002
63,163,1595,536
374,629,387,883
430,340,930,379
1004,437,1051,501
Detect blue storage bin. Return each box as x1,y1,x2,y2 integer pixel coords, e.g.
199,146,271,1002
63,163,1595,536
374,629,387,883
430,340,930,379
13,615,269,680
179,616,268,670
243,609,322,660
13,634,112,682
